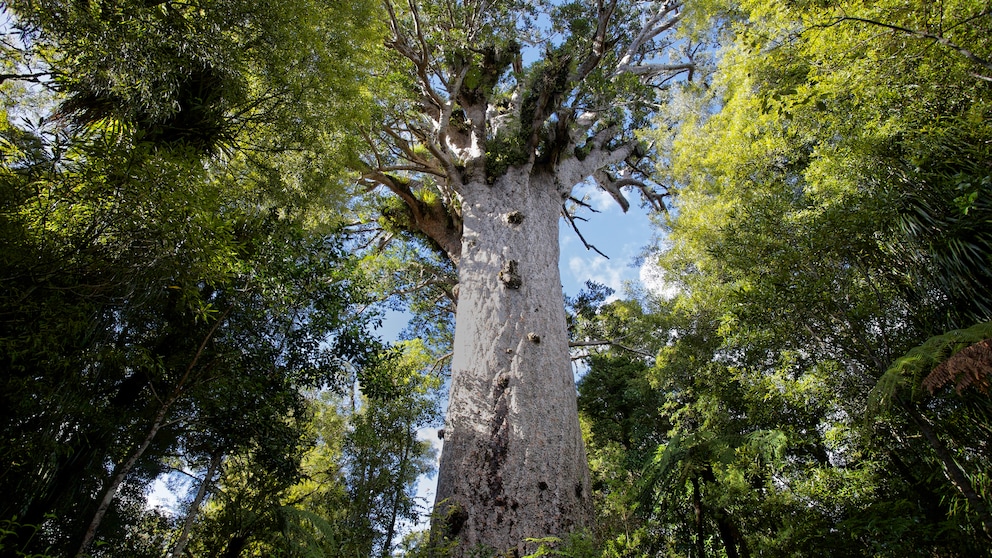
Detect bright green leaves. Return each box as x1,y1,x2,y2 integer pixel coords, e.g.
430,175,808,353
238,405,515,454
642,0,992,551
659,0,992,336
0,0,390,554
190,346,442,558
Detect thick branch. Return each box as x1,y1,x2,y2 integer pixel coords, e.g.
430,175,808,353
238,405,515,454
568,339,656,359
572,0,619,82
592,170,630,212
566,139,638,187
384,0,474,173
617,0,683,72
360,170,462,263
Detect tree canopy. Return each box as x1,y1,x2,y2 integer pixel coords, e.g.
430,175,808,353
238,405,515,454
0,0,405,555
586,0,992,554
2,0,992,556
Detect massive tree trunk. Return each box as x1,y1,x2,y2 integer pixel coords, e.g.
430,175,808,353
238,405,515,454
432,169,591,554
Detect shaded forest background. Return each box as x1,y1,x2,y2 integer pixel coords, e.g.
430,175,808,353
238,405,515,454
1,0,990,556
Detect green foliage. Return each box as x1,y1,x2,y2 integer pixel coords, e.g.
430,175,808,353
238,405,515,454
8,0,383,157
485,127,529,181
186,341,441,557
0,0,388,554
870,321,992,410
355,190,458,359
522,532,598,558
339,341,441,557
6,0,992,554
578,354,669,468
0,516,57,558
627,0,992,553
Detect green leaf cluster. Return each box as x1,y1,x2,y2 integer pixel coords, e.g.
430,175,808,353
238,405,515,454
0,0,395,555
186,346,441,558
574,0,992,555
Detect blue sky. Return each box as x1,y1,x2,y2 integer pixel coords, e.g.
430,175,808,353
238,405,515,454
560,181,662,299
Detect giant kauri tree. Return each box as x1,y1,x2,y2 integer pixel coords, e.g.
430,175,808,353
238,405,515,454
359,0,696,553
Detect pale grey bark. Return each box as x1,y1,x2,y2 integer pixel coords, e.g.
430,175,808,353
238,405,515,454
432,169,591,555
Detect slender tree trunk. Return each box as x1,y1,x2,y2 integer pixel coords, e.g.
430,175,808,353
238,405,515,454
76,398,171,557
382,423,412,558
167,450,222,558
76,308,229,557
902,399,992,539
691,476,705,558
431,169,592,556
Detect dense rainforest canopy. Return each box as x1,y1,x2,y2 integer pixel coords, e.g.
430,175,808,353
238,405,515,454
1,0,990,557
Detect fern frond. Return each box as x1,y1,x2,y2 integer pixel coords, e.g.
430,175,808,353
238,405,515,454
275,505,339,556
924,338,992,395
745,429,788,465
869,321,992,413
637,431,690,508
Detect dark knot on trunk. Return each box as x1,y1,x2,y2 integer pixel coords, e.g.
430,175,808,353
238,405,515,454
499,260,522,289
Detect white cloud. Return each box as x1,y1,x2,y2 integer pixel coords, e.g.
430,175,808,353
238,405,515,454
568,255,624,299
639,257,679,300
587,187,619,213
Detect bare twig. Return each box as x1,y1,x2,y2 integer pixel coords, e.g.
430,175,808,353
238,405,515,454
561,205,609,259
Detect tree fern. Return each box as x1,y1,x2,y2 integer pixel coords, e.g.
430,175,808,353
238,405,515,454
869,321,992,412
